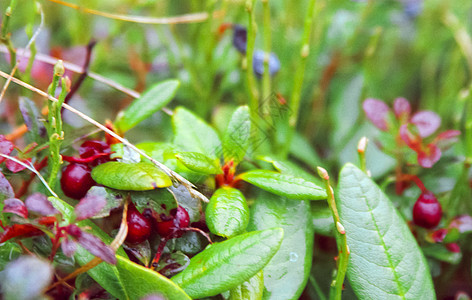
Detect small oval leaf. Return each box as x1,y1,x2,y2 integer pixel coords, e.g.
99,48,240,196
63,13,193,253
338,163,435,299
91,162,172,191
239,170,327,200
175,152,222,175
115,255,191,300
171,228,284,299
115,80,180,133
172,107,221,158
206,187,249,238
222,106,251,164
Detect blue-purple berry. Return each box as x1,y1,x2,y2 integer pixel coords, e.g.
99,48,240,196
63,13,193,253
252,50,281,78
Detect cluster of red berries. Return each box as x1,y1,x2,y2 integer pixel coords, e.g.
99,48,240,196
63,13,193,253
60,140,111,200
125,204,190,244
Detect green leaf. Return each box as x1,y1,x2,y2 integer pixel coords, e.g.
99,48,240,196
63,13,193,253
172,107,221,158
248,192,314,300
175,151,222,174
337,163,435,299
311,202,334,236
0,241,21,271
206,187,249,238
229,271,264,300
289,132,321,168
239,170,327,200
115,255,191,300
115,79,180,133
91,162,172,191
222,105,251,164
171,228,284,299
257,156,321,184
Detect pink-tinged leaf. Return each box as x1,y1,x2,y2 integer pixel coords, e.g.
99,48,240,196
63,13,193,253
0,135,14,163
0,172,14,199
399,124,422,149
431,228,448,243
449,215,472,233
446,243,461,253
0,224,44,243
25,193,59,216
61,236,77,257
410,111,441,137
362,98,391,131
417,144,441,168
434,130,461,149
393,97,411,121
3,198,28,218
5,157,31,173
74,194,107,221
141,295,166,300
65,225,117,264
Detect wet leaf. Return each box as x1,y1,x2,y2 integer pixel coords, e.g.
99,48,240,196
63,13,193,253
248,193,313,299
171,228,284,299
337,163,435,299
239,169,326,200
92,162,172,191
206,187,249,238
115,79,180,133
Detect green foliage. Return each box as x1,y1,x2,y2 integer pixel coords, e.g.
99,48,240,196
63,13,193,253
222,105,251,165
171,228,284,299
337,164,435,299
175,151,222,175
91,162,172,190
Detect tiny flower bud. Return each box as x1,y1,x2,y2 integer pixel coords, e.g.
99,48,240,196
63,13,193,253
336,221,346,234
317,166,329,180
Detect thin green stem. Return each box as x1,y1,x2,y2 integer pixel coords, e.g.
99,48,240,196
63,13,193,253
317,167,349,300
357,136,368,173
0,0,18,68
261,0,272,126
245,0,261,149
309,275,328,300
282,0,316,157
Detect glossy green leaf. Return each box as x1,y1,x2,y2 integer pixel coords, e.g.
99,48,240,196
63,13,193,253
171,228,284,299
115,79,180,133
115,255,191,300
175,151,222,174
0,241,21,271
257,156,321,184
239,170,327,200
248,192,314,300
311,202,334,237
131,188,177,216
91,162,172,191
172,106,221,158
206,187,249,238
222,105,251,164
337,163,435,299
229,271,264,300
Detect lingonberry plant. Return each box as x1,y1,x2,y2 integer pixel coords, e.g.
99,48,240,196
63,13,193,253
1,1,472,300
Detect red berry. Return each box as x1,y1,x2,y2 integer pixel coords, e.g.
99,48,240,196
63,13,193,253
156,206,190,237
79,140,111,166
126,204,152,244
60,163,95,200
413,191,442,229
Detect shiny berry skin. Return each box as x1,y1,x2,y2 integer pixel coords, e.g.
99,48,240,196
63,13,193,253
79,140,111,166
156,206,190,237
126,204,152,244
413,191,442,229
232,24,247,54
60,163,95,200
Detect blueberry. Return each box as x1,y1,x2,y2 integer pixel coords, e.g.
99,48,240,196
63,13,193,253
403,0,423,18
232,24,247,54
252,50,281,78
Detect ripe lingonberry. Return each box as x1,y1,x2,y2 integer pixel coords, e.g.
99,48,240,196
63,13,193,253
79,140,111,166
156,206,190,237
60,163,95,200
413,191,442,229
126,204,152,244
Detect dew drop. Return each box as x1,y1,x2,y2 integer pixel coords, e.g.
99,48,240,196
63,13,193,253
289,252,298,262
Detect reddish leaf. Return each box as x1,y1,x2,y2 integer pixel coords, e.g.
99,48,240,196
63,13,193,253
399,124,422,149
431,228,448,243
434,130,461,149
393,97,411,121
5,157,31,173
362,98,391,131
3,198,28,218
0,172,14,199
449,215,472,233
65,225,117,264
25,193,59,216
0,224,44,243
410,111,441,138
446,243,461,253
0,135,14,163
61,236,77,257
74,194,107,221
417,144,441,168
